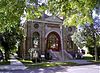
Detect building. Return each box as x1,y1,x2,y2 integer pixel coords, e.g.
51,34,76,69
19,15,78,61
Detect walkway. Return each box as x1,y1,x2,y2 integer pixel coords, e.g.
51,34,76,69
0,55,27,70
50,59,93,65
30,64,100,73
0,57,100,73
65,59,92,64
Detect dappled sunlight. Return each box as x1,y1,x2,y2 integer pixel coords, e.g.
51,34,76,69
0,65,10,70
38,68,44,71
55,72,66,73
20,59,33,63
9,59,16,62
46,64,51,67
10,59,24,65
0,55,28,70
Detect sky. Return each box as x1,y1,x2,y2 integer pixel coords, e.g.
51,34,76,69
38,0,47,3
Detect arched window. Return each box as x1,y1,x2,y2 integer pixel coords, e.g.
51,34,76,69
32,32,40,48
47,32,61,51
48,34,58,49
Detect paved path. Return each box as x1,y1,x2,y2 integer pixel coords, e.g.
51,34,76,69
25,64,99,73
0,55,27,70
51,59,92,65
0,56,99,73
65,59,92,64
0,64,99,73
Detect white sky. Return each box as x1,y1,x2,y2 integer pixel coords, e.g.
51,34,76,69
38,0,47,3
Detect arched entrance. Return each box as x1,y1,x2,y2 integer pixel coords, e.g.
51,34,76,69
46,32,61,51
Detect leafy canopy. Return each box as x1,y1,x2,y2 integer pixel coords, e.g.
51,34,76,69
48,0,98,26
71,18,100,48
25,0,47,20
0,0,25,32
0,0,25,60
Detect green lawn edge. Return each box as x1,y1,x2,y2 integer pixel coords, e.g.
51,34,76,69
19,60,78,69
0,61,10,65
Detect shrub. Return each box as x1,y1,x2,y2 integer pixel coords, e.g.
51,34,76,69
88,46,100,59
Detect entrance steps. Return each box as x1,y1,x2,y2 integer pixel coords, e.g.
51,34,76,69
49,50,73,61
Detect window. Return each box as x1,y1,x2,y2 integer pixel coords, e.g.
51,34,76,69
34,23,39,29
32,32,40,48
47,32,60,51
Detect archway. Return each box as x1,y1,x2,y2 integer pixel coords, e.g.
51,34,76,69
46,32,61,51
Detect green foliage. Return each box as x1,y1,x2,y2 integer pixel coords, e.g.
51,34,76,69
20,60,77,69
2,26,23,51
0,26,24,61
0,0,25,32
71,30,85,48
0,61,10,65
48,0,98,26
82,25,100,47
25,1,47,20
72,24,100,48
0,0,25,61
88,47,100,58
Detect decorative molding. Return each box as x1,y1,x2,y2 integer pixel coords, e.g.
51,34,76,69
45,16,63,23
47,24,60,28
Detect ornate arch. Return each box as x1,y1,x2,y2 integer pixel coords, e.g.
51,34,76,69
46,32,61,51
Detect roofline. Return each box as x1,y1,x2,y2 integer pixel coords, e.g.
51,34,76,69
27,19,63,24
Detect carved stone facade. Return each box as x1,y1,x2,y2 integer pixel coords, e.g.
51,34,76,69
20,16,78,59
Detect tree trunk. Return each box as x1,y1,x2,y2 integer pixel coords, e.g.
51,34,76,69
5,50,10,61
92,24,98,61
94,35,98,61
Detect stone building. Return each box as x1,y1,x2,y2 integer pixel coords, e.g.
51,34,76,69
19,16,78,60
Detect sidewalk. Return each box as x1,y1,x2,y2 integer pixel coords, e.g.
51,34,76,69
65,59,92,65
50,59,93,65
0,55,27,70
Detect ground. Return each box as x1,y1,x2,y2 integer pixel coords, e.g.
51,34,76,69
0,55,100,73
0,64,100,73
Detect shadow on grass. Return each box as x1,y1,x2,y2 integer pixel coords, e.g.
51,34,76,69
19,60,78,69
82,56,100,64
82,56,94,60
0,61,10,65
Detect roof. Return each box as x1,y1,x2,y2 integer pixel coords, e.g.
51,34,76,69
44,16,63,23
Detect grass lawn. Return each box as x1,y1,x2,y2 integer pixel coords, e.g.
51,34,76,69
82,54,100,64
82,54,94,60
82,56,94,60
20,60,78,69
0,61,10,65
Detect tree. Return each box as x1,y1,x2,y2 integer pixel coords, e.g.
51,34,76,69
0,0,46,61
71,30,85,48
25,0,47,20
71,17,100,60
0,0,25,61
0,0,25,32
0,26,24,61
48,0,99,26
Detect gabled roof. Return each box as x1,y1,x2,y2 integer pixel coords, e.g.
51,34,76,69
44,16,63,23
